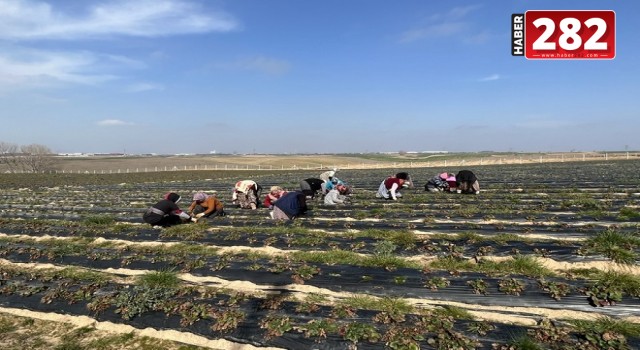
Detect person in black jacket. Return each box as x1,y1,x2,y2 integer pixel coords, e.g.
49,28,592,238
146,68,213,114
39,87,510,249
456,170,480,194
299,178,325,198
143,192,193,227
271,191,308,220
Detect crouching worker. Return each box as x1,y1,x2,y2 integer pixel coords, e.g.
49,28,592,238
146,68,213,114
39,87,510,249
232,180,262,209
263,186,286,209
300,178,325,199
376,172,410,201
189,192,225,220
456,170,480,194
324,184,350,205
425,172,452,192
271,191,308,220
143,192,192,227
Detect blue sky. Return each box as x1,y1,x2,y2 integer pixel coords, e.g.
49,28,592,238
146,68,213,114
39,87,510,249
0,0,638,154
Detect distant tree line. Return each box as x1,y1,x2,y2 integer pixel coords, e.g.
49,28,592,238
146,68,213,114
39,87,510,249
0,142,57,173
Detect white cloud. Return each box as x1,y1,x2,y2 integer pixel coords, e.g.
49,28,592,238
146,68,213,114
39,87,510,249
479,74,500,82
217,56,291,75
399,5,482,43
0,0,239,40
0,49,118,87
126,82,164,93
97,119,135,126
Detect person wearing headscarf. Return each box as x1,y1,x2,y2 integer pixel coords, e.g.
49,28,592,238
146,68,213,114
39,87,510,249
271,191,308,220
456,170,480,194
324,184,349,205
425,172,452,192
299,178,325,199
188,192,225,218
319,168,338,183
263,186,286,209
232,180,262,209
143,192,193,227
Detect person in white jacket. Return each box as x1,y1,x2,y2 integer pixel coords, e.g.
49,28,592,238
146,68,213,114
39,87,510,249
324,184,349,205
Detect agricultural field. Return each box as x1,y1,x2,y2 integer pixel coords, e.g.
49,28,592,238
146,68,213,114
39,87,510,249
0,161,639,349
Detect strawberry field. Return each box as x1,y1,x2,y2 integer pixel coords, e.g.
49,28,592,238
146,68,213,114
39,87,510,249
1,161,639,349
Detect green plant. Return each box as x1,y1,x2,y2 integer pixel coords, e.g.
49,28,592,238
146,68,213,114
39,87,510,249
570,317,640,349
340,322,381,344
538,280,571,300
498,278,525,296
82,215,116,226
114,286,176,320
425,276,450,291
295,319,338,342
211,309,245,332
259,315,293,339
468,321,494,336
467,278,488,295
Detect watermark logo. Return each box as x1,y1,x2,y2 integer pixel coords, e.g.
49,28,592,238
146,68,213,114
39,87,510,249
512,10,615,59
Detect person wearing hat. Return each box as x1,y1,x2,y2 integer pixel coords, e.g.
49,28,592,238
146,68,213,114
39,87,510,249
232,180,262,209
456,170,480,194
188,192,225,219
376,172,410,200
425,172,453,192
143,192,193,227
263,186,286,209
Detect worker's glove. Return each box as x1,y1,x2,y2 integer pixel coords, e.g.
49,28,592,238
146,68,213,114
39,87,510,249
195,213,205,218
190,217,198,223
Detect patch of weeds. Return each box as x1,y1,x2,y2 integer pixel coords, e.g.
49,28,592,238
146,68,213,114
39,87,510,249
495,334,544,350
291,264,320,284
429,255,475,272
434,305,475,320
136,270,180,289
579,229,640,264
161,224,205,240
82,215,116,226
584,270,640,306
618,207,640,220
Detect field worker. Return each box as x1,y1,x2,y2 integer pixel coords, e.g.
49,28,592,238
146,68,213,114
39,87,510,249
188,192,225,219
232,180,262,209
456,170,480,194
300,178,325,199
324,184,349,205
425,172,451,192
143,192,193,227
263,186,286,209
446,174,457,192
324,176,347,192
271,191,308,220
319,168,338,183
376,172,410,200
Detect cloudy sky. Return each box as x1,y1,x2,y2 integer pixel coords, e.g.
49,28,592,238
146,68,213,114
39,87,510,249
0,0,638,154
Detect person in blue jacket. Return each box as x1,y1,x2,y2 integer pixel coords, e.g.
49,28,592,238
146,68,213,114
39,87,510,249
270,191,308,220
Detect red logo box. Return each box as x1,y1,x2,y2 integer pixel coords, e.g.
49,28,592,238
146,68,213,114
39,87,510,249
524,10,615,59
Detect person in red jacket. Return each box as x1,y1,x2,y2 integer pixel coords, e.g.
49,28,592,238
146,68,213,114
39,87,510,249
263,186,286,209
376,172,410,200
